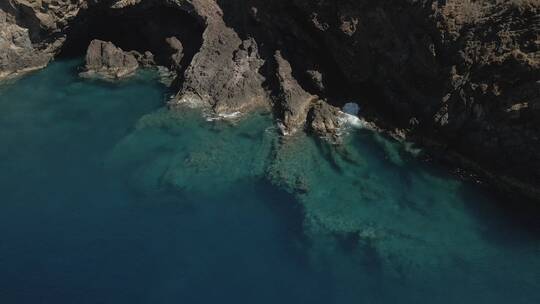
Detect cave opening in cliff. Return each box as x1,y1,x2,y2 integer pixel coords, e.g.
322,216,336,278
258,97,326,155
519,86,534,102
59,3,204,70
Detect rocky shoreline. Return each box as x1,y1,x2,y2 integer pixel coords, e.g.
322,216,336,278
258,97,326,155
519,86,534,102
1,0,539,201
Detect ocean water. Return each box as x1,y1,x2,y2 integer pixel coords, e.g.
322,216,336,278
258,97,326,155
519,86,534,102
0,60,539,304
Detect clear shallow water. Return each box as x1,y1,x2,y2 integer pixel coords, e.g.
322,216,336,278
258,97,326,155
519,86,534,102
0,60,539,304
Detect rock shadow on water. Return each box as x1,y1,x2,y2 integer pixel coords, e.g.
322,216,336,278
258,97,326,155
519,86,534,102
312,136,345,174
459,181,540,245
253,177,314,268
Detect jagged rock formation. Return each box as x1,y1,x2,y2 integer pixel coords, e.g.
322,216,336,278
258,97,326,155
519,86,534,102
307,100,342,139
0,0,538,200
172,0,269,115
164,36,183,71
274,51,318,135
0,0,83,78
0,8,50,78
80,39,139,79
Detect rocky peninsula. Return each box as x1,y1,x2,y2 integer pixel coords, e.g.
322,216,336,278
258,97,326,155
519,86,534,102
1,0,539,200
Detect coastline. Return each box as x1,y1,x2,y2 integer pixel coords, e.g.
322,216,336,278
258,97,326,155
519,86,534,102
1,0,538,202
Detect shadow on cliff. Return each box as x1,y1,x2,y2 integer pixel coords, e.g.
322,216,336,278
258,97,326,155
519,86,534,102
58,2,204,76
215,0,382,109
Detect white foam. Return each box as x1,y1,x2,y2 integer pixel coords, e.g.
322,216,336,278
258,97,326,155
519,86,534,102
220,111,242,119
338,112,362,128
157,66,176,86
338,102,371,130
176,93,204,109
403,141,423,157
206,111,242,121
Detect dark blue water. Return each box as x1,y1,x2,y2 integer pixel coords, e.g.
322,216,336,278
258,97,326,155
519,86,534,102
0,60,539,303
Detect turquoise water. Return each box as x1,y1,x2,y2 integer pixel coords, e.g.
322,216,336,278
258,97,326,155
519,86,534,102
0,60,539,303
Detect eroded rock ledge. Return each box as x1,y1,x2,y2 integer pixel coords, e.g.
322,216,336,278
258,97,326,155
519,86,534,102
0,0,539,201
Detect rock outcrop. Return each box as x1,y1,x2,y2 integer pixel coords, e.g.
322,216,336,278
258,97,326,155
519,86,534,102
172,0,269,115
274,51,318,135
0,0,539,200
0,0,84,79
0,8,50,79
164,36,183,71
80,39,139,79
307,100,342,139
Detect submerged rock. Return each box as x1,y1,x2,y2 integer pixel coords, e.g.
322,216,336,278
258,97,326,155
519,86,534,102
80,40,139,79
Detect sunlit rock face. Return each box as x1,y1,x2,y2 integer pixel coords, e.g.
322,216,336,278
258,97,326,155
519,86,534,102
0,8,50,78
80,39,140,79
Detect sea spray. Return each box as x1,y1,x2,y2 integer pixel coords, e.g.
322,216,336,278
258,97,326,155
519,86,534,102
338,102,375,132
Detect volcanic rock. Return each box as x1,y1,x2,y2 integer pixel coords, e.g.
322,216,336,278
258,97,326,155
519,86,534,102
274,51,318,135
80,39,139,79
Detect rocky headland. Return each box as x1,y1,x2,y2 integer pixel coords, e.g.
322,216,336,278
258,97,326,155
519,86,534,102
0,0,539,200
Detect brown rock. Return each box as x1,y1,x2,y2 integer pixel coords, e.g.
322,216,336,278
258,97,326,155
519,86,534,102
307,100,342,138
173,1,269,115
0,8,50,79
164,36,184,71
274,51,318,135
81,39,139,79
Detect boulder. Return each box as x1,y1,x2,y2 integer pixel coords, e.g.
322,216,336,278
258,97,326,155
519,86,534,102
307,100,342,138
80,40,139,79
306,69,325,93
164,36,184,71
131,51,156,68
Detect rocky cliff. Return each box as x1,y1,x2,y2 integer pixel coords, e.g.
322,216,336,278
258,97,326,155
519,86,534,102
0,0,539,200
